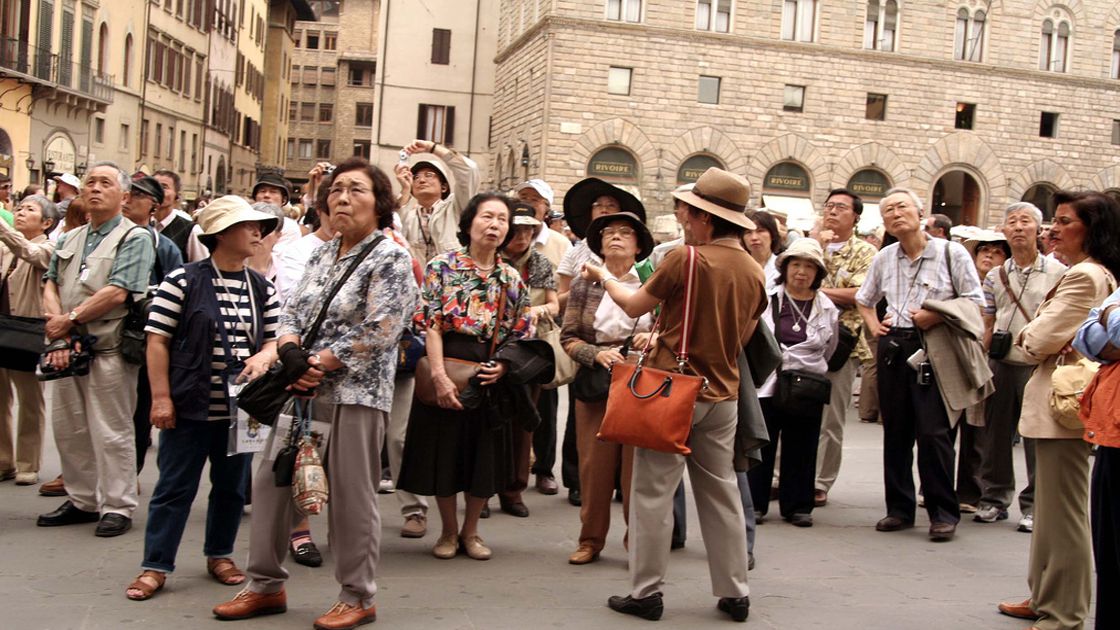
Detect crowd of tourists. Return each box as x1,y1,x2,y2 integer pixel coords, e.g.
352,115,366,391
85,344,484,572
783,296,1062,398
0,142,1117,630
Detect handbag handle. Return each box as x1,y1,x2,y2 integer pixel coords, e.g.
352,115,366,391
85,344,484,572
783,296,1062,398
627,366,674,399
302,234,385,350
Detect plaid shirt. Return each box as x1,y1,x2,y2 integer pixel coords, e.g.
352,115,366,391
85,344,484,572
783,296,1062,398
856,238,984,328
822,234,877,363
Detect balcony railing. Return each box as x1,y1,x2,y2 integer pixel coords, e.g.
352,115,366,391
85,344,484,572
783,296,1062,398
0,38,114,104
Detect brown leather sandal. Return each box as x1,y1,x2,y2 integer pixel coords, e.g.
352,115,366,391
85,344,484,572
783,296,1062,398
125,570,166,601
207,557,246,586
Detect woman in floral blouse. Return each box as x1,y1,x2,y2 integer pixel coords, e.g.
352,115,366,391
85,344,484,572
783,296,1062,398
397,192,532,562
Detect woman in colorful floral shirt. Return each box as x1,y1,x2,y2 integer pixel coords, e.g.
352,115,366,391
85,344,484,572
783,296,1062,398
397,192,532,562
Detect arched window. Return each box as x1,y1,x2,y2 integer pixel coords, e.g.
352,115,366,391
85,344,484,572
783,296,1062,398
1112,29,1119,79
864,0,898,52
123,34,133,88
97,23,108,75
954,7,985,62
1039,15,1072,72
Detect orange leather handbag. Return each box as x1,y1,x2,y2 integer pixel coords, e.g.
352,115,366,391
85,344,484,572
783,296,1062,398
598,246,707,455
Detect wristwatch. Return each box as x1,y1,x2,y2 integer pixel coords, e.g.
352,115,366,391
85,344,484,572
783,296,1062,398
67,310,80,325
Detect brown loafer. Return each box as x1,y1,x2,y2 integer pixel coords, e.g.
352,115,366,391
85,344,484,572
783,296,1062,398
313,601,377,630
814,490,828,507
536,475,559,495
568,545,600,565
461,534,492,560
997,598,1041,620
213,588,287,620
401,514,427,539
928,521,956,542
875,515,913,532
39,475,66,497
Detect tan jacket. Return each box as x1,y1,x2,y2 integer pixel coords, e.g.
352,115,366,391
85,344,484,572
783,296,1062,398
922,297,994,427
398,149,480,265
0,221,53,318
1018,260,1117,439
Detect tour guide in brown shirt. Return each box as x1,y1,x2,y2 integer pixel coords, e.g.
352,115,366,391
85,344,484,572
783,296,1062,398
582,167,766,623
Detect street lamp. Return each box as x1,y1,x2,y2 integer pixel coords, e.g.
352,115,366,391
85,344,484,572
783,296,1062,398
43,158,56,175
520,145,530,167
75,162,86,178
25,156,35,172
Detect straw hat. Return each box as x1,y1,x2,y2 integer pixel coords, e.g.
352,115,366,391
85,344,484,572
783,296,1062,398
586,211,656,262
562,177,646,239
671,167,756,230
963,230,1010,257
197,195,280,245
775,236,827,276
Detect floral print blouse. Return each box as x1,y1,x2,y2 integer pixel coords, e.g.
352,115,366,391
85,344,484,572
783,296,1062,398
279,230,419,413
414,247,532,344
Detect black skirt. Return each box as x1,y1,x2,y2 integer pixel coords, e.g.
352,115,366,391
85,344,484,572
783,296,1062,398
397,333,511,499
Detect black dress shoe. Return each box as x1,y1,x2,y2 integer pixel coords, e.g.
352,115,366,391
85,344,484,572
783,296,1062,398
37,500,99,527
748,553,756,571
500,500,530,518
788,513,813,528
875,515,914,532
670,539,685,550
94,513,133,537
607,592,663,621
291,542,322,567
717,596,750,622
479,503,491,519
567,489,582,506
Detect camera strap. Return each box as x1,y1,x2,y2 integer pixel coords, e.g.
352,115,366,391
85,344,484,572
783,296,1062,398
998,264,1033,329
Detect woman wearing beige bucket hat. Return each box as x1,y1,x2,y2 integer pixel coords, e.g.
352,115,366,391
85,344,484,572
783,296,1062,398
745,238,839,529
583,167,766,622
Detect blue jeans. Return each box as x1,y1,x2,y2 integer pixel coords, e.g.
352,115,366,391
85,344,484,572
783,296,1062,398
141,419,251,573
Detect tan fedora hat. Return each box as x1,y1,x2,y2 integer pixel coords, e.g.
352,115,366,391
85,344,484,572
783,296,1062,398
197,195,280,239
671,167,755,230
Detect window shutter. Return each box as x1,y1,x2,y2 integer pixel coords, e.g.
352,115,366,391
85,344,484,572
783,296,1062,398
417,104,426,140
59,8,73,86
80,16,92,91
36,0,53,79
444,106,455,146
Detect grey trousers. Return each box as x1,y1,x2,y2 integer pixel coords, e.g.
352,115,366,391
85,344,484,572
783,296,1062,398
387,376,427,518
246,404,387,608
672,472,756,554
50,353,139,517
817,356,858,492
629,401,749,599
978,362,1036,514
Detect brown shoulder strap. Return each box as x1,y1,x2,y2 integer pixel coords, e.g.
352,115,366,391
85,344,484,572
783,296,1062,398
999,265,1032,322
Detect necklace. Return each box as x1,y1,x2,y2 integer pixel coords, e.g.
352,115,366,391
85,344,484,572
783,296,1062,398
786,295,812,332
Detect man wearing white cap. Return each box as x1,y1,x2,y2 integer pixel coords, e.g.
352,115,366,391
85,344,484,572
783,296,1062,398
52,173,81,212
36,161,155,537
515,179,571,269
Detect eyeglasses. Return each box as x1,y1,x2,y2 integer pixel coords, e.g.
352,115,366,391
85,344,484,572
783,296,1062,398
0,184,11,189
823,201,851,211
1052,215,1082,227
328,185,371,196
591,201,620,211
600,226,636,239
413,171,441,181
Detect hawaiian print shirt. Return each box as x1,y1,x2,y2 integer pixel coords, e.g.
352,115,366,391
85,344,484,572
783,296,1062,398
822,234,878,364
279,230,418,412
414,247,533,344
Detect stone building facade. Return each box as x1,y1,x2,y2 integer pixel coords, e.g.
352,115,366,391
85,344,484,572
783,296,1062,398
491,0,1120,229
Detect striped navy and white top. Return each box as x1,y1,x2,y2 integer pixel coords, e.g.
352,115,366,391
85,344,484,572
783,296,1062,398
146,266,281,419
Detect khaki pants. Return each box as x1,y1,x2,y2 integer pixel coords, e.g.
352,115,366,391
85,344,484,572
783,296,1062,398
247,404,387,608
0,368,45,473
816,356,857,492
1028,438,1093,630
49,353,139,516
575,399,632,552
629,400,749,599
387,376,427,518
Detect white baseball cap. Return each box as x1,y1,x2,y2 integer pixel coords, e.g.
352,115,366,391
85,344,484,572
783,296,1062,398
54,172,81,190
513,179,554,206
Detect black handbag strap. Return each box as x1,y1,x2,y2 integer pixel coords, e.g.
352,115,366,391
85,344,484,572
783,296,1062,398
302,234,385,349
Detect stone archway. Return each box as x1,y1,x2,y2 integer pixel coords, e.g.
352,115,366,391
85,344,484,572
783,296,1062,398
1089,164,1120,193
567,118,658,205
832,142,909,192
664,126,747,180
1006,159,1075,202
745,133,827,207
913,132,1006,226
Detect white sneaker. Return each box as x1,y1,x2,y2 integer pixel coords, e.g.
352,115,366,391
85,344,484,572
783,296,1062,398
378,478,395,494
973,505,1008,523
14,472,39,485
1017,514,1033,533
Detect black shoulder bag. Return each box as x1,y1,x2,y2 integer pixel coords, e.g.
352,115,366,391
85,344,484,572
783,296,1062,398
772,294,833,410
238,235,385,425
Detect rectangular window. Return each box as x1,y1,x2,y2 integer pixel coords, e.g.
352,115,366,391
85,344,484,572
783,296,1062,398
321,67,336,86
316,139,331,159
696,0,730,33
141,119,149,156
287,138,296,159
93,117,105,144
300,102,315,122
417,104,455,145
293,29,302,47
607,66,632,95
120,124,130,151
955,102,975,130
319,103,333,122
353,139,372,159
783,84,805,112
290,63,299,85
606,0,641,22
355,102,374,126
167,127,174,159
698,75,720,104
305,32,319,49
298,139,313,159
289,101,298,120
432,28,451,64
324,33,337,50
1113,120,1120,146
1040,111,1059,138
302,66,317,84
155,122,162,157
179,130,186,169
782,0,817,42
866,93,887,121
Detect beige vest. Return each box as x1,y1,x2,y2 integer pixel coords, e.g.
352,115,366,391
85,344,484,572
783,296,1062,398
55,218,138,352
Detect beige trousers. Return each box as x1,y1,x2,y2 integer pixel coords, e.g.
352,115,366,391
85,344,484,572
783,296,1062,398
49,353,138,516
629,400,749,599
816,356,858,492
246,404,387,608
387,376,427,518
0,368,46,473
1029,438,1093,630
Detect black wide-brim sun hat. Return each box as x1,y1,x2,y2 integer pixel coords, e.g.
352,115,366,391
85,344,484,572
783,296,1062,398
586,211,656,262
562,177,646,239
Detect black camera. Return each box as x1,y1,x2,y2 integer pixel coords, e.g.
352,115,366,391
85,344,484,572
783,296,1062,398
882,339,903,366
916,361,934,386
989,330,1013,360
37,334,97,382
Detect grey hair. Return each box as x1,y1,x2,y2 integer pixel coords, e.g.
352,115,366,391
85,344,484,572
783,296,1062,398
1004,201,1043,227
251,202,285,220
21,194,60,228
85,160,131,192
883,187,925,214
